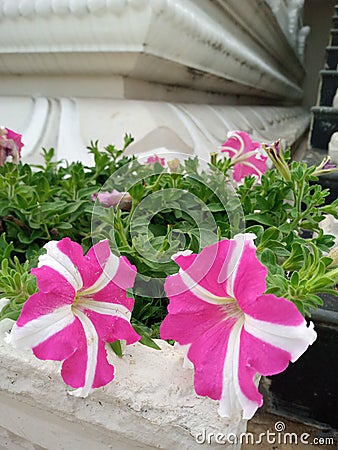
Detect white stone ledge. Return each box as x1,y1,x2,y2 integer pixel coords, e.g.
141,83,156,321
0,0,304,101
0,329,245,450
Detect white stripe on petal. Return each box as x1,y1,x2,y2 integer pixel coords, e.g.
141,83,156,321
220,233,256,295
218,317,258,419
244,315,317,362
39,241,83,290
81,252,120,296
6,305,75,349
179,270,229,305
79,299,131,321
69,309,99,398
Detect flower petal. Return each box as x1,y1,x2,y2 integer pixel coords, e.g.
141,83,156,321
244,313,317,362
221,131,261,156
172,235,262,303
236,328,291,419
81,241,136,295
230,234,267,308
109,255,137,291
232,156,267,182
66,308,100,397
5,128,24,152
16,285,74,326
81,240,120,293
188,318,237,401
173,240,232,298
86,309,140,344
63,340,115,392
7,304,75,350
244,294,304,326
31,264,75,298
94,190,128,208
160,273,227,344
33,318,82,361
87,255,137,312
91,282,135,312
221,131,266,182
38,240,83,290
63,309,116,396
61,326,87,390
218,319,254,419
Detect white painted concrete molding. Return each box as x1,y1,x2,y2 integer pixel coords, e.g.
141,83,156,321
0,0,305,101
0,323,246,450
0,97,310,165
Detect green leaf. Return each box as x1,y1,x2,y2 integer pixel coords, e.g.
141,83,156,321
283,243,304,271
259,248,277,271
0,234,14,261
132,323,161,350
207,203,225,212
56,222,73,230
260,227,281,245
245,213,275,226
290,271,299,288
110,340,123,357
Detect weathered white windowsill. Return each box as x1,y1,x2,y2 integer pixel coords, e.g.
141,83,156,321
0,321,246,450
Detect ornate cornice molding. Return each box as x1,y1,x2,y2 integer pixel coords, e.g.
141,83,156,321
0,0,305,101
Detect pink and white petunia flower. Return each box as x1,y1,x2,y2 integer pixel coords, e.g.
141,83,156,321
0,127,24,165
146,155,165,166
221,131,267,182
160,234,317,419
6,238,140,397
92,190,132,210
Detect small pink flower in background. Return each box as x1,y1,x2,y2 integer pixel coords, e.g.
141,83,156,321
221,131,267,182
146,155,165,166
92,190,131,209
0,127,24,166
5,128,24,153
6,238,140,397
160,234,316,419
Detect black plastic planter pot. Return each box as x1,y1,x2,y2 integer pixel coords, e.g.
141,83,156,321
319,70,338,106
266,294,338,431
332,29,338,46
333,16,338,30
310,107,338,150
326,46,338,70
315,171,338,204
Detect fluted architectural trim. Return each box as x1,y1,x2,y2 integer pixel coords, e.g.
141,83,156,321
0,96,309,165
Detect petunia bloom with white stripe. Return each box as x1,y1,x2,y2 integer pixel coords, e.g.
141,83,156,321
160,234,317,419
221,131,267,182
6,238,140,397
